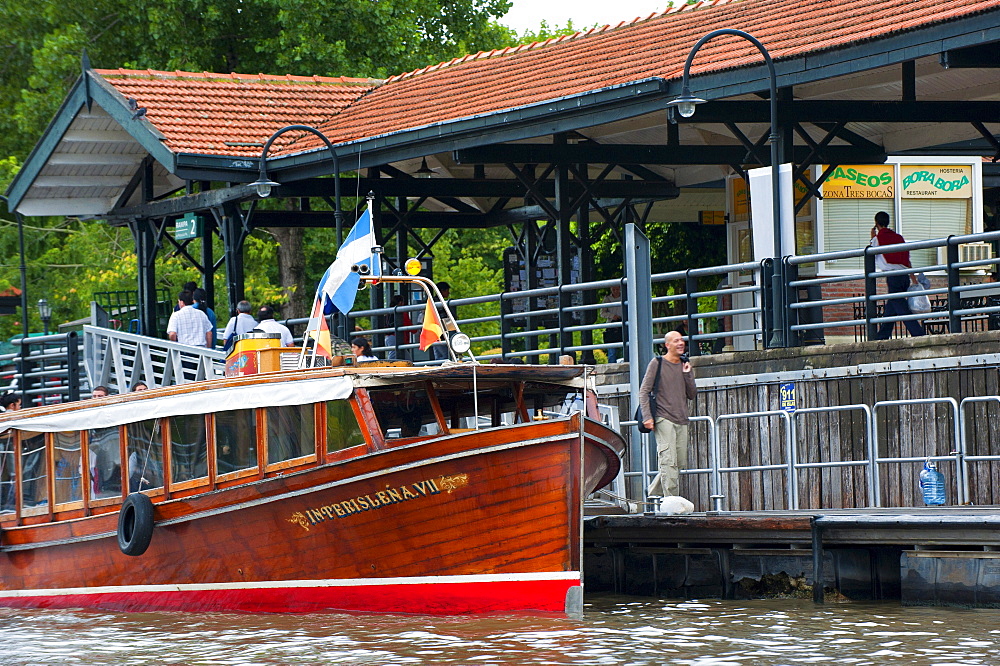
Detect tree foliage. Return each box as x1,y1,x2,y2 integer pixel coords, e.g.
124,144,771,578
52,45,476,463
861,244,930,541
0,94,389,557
0,0,513,338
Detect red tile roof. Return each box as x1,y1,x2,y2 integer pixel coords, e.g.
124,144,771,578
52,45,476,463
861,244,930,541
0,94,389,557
93,70,382,157
323,0,1000,146
93,0,1000,159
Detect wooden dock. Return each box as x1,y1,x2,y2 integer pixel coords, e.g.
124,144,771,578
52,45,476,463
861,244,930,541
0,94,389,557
584,508,1000,606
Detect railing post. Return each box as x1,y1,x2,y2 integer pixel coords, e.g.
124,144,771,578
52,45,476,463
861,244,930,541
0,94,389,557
947,237,961,333
16,339,31,407
66,331,80,403
625,222,654,500
761,259,775,348
864,247,877,341
784,259,800,347
557,283,572,360
685,270,698,356
499,292,513,360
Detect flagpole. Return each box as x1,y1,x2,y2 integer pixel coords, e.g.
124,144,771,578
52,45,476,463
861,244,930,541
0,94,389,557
297,283,323,369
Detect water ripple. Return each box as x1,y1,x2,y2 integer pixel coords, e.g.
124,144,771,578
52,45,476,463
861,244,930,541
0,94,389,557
0,599,999,664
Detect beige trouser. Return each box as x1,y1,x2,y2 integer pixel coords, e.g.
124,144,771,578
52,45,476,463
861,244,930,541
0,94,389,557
647,418,689,498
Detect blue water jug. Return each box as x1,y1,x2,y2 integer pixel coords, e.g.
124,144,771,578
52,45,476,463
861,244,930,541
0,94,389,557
919,459,946,505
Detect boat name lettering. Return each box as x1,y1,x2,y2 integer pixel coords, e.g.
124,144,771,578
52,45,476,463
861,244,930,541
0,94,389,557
288,475,470,530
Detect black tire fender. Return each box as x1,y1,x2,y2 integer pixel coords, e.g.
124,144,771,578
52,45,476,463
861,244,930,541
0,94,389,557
118,492,154,556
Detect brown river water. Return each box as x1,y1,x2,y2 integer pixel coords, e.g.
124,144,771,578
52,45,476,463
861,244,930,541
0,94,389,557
0,596,998,664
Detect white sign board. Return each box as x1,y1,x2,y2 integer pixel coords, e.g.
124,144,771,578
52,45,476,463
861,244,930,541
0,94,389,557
748,164,796,260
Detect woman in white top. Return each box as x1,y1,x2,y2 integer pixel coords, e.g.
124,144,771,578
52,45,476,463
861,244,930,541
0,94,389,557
351,337,378,363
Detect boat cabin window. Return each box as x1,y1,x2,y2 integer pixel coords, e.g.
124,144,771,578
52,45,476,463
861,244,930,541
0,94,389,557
126,420,164,493
53,431,83,505
0,432,14,515
430,381,520,429
368,387,440,439
216,409,257,475
20,432,47,512
326,400,364,453
89,426,122,499
267,405,314,464
170,414,208,484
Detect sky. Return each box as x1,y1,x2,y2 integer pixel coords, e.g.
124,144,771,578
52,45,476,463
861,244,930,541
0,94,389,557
500,0,670,34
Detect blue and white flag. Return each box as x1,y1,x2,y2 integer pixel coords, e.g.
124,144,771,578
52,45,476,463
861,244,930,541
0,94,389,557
318,204,381,314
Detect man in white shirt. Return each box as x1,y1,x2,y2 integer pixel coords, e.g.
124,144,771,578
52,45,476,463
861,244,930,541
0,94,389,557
166,290,213,347
254,305,294,347
222,300,258,351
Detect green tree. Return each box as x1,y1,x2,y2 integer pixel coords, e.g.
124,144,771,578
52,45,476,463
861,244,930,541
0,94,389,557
510,19,588,45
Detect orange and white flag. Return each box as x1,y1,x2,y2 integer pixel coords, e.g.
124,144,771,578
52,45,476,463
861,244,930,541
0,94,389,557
308,297,333,359
419,298,444,351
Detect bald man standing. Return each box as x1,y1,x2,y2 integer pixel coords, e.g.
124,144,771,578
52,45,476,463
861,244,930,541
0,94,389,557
639,330,697,499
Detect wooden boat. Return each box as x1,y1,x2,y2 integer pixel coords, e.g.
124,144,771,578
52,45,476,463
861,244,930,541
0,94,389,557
0,359,624,615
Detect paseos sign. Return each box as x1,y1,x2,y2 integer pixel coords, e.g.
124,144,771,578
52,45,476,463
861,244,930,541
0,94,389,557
822,166,893,198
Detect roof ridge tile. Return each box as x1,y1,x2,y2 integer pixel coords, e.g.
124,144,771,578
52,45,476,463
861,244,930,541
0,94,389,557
94,68,381,86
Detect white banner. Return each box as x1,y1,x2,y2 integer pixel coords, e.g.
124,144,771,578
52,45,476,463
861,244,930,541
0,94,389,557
0,375,353,434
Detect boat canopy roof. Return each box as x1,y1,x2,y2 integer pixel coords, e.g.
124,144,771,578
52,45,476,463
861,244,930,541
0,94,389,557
0,363,590,434
0,375,353,434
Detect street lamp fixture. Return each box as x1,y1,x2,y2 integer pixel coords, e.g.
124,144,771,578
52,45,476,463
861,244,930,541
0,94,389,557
669,86,707,118
250,174,281,199
669,28,786,347
414,157,435,178
37,299,52,336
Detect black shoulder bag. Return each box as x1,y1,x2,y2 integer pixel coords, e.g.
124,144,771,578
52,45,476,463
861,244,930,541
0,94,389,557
634,357,662,434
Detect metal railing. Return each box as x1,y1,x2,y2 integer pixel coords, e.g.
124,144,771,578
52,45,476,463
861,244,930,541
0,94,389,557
340,260,763,363
626,396,985,512
787,230,1000,344
315,230,1000,363
0,333,85,406
83,325,225,394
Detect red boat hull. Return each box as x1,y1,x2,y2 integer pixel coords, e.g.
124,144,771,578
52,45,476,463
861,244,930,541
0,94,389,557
0,573,580,614
0,415,622,614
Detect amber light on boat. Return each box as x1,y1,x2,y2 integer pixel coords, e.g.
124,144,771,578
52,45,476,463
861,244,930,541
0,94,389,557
404,258,422,276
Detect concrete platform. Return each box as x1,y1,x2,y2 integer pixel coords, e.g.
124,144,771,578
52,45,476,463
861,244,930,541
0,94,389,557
584,508,1000,606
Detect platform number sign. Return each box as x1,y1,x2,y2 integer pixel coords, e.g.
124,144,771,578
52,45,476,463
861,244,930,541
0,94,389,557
175,213,202,240
779,383,796,412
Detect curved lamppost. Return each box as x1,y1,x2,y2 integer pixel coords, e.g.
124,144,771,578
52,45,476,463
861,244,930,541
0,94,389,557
251,124,345,246
251,124,348,337
667,29,786,347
